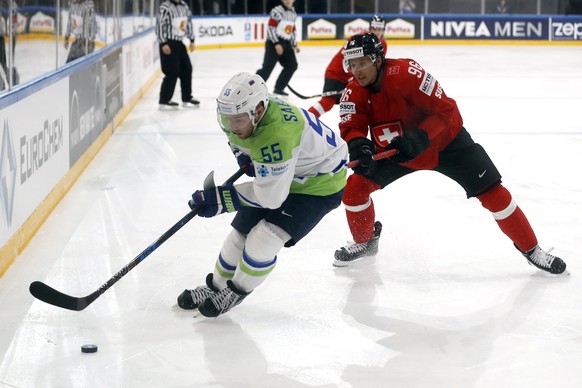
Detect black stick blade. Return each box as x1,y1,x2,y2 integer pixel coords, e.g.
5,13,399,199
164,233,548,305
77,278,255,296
29,281,93,311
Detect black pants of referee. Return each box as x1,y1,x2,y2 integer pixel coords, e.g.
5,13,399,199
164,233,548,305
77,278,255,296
256,40,297,92
159,40,193,104
66,38,95,64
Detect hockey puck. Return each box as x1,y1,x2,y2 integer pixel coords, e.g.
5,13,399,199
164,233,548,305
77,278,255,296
81,344,98,353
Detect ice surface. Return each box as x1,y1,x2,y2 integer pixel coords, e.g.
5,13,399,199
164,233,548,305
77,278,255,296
0,42,581,388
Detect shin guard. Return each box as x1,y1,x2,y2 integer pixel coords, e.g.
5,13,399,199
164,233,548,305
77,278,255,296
232,220,290,292
213,229,246,289
477,184,537,252
343,175,382,243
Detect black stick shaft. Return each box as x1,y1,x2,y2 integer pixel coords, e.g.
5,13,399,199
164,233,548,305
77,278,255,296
29,168,246,311
287,84,343,100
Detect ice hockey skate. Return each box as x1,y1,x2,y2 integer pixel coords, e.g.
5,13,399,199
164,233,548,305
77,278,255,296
334,221,382,267
515,244,569,275
177,273,220,310
273,88,289,97
198,280,250,318
182,98,200,107
159,101,179,110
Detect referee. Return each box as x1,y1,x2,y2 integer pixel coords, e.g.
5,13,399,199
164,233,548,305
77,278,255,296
156,0,199,108
64,0,96,63
256,0,300,96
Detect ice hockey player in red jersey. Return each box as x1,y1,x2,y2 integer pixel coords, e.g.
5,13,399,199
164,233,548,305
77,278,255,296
307,15,388,118
333,32,568,275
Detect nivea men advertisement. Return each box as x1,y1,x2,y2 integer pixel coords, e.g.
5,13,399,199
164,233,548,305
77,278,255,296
423,16,549,40
68,60,106,167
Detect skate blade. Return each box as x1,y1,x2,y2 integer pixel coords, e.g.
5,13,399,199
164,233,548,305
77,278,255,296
535,268,570,276
332,254,376,268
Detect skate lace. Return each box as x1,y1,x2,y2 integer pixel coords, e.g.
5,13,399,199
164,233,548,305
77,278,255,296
190,286,213,304
342,241,368,254
530,246,556,268
211,288,239,312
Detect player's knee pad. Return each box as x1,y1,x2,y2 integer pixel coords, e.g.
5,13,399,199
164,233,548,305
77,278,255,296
477,184,516,220
233,220,290,292
220,229,246,267
245,219,291,261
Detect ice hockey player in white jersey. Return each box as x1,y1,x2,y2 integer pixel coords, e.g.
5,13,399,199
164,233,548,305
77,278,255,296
177,72,348,318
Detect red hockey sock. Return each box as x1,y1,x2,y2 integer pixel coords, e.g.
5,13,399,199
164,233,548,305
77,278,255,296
307,106,321,117
343,175,382,243
308,96,336,117
477,185,538,252
346,200,376,243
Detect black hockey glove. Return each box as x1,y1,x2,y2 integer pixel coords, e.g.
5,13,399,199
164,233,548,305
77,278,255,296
388,128,430,164
348,137,377,176
233,148,255,177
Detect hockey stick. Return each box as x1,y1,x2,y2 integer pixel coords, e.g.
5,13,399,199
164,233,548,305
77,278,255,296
347,149,398,168
29,168,246,311
287,84,344,100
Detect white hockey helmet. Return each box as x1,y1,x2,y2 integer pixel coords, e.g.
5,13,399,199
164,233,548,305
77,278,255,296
216,72,269,133
369,15,386,31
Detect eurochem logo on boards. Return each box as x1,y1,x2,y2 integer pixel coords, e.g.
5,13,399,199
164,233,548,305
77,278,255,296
0,120,17,228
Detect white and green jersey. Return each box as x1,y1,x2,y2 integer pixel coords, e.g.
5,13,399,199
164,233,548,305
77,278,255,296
227,96,347,209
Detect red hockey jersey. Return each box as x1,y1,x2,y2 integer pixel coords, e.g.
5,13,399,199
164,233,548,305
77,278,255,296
325,37,388,84
339,58,463,170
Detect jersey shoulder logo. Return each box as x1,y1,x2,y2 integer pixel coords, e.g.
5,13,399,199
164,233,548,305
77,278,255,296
386,65,400,76
419,72,437,96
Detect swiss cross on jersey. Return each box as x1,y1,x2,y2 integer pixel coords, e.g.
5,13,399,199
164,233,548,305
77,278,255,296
371,122,402,147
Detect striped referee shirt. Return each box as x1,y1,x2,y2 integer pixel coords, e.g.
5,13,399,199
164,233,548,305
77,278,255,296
0,0,17,36
266,4,297,47
65,0,95,41
156,0,195,44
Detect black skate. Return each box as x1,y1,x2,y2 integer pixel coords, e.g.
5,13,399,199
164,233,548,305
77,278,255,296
515,244,568,275
334,221,382,267
198,280,250,318
177,273,219,310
